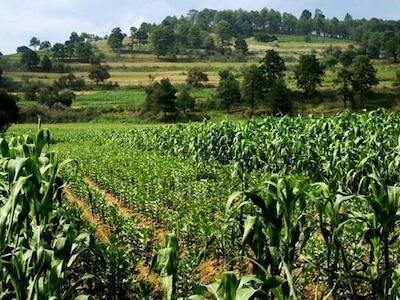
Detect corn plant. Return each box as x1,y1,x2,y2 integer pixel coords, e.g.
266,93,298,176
151,232,179,300
225,176,311,299
0,129,91,299
354,174,400,298
189,271,267,300
314,183,356,298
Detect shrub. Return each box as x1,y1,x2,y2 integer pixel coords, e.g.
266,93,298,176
0,89,19,131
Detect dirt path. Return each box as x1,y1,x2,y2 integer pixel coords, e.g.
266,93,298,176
64,186,111,243
83,176,169,244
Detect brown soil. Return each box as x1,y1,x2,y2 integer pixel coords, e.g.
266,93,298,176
64,186,111,243
83,176,170,245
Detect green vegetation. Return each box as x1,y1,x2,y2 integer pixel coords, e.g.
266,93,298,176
9,110,400,298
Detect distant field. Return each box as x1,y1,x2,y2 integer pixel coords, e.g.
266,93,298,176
4,35,357,88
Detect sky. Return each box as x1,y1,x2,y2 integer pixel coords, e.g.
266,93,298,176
1,0,400,54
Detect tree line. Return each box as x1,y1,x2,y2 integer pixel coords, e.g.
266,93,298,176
103,8,400,61
143,49,380,121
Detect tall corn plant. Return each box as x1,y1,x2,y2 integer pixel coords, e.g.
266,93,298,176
227,176,311,299
314,183,356,298
354,174,400,299
0,129,90,299
151,232,179,300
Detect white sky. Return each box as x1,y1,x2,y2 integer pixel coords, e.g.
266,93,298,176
1,0,400,54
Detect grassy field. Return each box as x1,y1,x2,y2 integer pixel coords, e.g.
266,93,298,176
3,35,356,87
4,34,400,123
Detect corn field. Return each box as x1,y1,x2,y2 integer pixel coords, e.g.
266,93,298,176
7,110,400,299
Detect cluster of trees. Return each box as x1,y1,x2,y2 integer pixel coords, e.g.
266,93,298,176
23,78,77,108
143,49,380,119
50,32,100,63
105,8,400,61
144,69,209,121
215,50,292,115
19,48,54,72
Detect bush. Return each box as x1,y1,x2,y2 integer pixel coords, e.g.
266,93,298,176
55,73,85,90
0,89,19,131
186,68,209,87
254,33,278,43
37,86,75,108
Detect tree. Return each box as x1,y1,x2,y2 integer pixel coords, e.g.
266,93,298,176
54,73,85,90
88,64,111,85
259,50,286,91
177,87,195,113
151,25,176,58
334,67,354,109
108,27,125,52
37,86,75,107
21,49,40,71
74,42,94,63
294,54,324,97
351,55,379,105
203,35,216,54
17,46,30,54
145,78,177,122
29,37,41,51
234,38,249,55
41,55,52,72
384,37,400,63
0,90,19,132
188,25,203,49
215,20,232,47
40,41,52,50
129,27,137,51
339,46,356,66
135,24,150,51
215,70,241,113
241,65,265,116
269,79,292,115
51,43,66,60
186,68,209,87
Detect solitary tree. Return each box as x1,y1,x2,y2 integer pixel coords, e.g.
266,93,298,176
186,68,209,87
294,54,324,97
108,27,125,52
259,50,286,91
335,67,354,109
351,55,379,105
88,64,111,85
29,37,41,51
241,65,265,116
177,87,195,113
0,90,19,132
215,70,241,113
145,78,177,122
